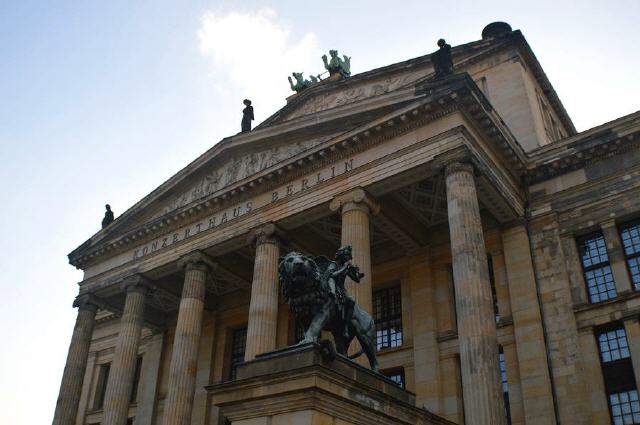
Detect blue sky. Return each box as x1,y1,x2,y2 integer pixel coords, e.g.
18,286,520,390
0,1,638,424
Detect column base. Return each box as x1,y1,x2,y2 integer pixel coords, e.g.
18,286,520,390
207,342,454,425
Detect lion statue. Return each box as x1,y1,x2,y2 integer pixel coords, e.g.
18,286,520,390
278,251,378,371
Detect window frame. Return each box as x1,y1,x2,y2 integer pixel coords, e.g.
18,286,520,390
620,220,640,291
595,324,640,425
228,325,248,380
373,284,403,352
577,231,618,303
498,346,512,425
381,367,405,389
93,362,111,410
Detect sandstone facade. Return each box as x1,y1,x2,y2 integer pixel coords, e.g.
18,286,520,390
54,23,640,425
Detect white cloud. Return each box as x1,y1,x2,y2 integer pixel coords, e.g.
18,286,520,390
198,8,321,119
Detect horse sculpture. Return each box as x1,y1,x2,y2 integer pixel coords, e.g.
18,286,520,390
278,250,378,371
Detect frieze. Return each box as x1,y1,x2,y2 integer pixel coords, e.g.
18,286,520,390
154,135,336,219
131,157,357,262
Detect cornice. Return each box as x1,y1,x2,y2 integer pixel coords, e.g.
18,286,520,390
526,126,640,184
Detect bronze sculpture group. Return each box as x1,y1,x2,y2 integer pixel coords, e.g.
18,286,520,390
279,245,378,371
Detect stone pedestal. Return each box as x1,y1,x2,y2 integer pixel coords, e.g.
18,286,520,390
445,162,505,425
162,251,210,425
102,276,148,425
245,224,282,360
208,343,455,425
52,295,98,425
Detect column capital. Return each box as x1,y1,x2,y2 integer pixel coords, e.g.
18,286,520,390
72,294,100,312
178,250,215,272
444,160,475,178
329,188,380,215
249,223,286,247
600,218,618,229
122,274,151,294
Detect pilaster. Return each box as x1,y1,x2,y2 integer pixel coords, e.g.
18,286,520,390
623,318,640,392
601,219,634,294
578,327,610,424
501,225,556,424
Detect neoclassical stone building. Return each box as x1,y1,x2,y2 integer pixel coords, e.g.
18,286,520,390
53,22,640,425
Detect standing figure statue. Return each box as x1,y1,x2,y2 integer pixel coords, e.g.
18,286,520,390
322,50,351,78
101,204,114,229
432,38,453,79
279,245,378,371
241,99,254,133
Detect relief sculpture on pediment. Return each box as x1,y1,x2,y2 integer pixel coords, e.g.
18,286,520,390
286,69,427,121
152,136,335,219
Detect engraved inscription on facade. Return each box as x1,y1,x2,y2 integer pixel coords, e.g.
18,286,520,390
132,158,356,262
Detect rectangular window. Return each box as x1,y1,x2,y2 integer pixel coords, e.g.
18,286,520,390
578,232,617,303
488,254,499,322
93,362,110,410
610,390,640,425
499,346,512,425
381,367,405,389
599,328,631,363
229,326,247,380
373,285,403,351
597,324,639,424
620,221,640,290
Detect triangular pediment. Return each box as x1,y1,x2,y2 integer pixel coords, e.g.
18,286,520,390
70,31,554,267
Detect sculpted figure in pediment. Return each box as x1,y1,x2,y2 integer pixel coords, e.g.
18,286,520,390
149,136,331,220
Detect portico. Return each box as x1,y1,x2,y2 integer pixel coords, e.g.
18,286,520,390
55,72,544,425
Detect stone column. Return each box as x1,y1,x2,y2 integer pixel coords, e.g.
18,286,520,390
102,276,149,425
52,295,98,425
245,224,282,360
444,161,505,425
163,251,210,425
329,188,379,314
601,219,634,293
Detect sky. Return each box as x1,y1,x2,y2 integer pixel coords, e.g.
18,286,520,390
0,1,638,424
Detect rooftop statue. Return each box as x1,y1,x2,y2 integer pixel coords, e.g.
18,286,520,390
279,246,378,371
101,204,114,229
241,99,253,133
322,50,351,78
432,38,454,79
288,72,319,93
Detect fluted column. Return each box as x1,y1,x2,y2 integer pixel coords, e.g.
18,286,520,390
162,251,210,425
102,276,149,425
329,188,379,314
52,295,98,425
445,161,505,425
245,223,282,360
